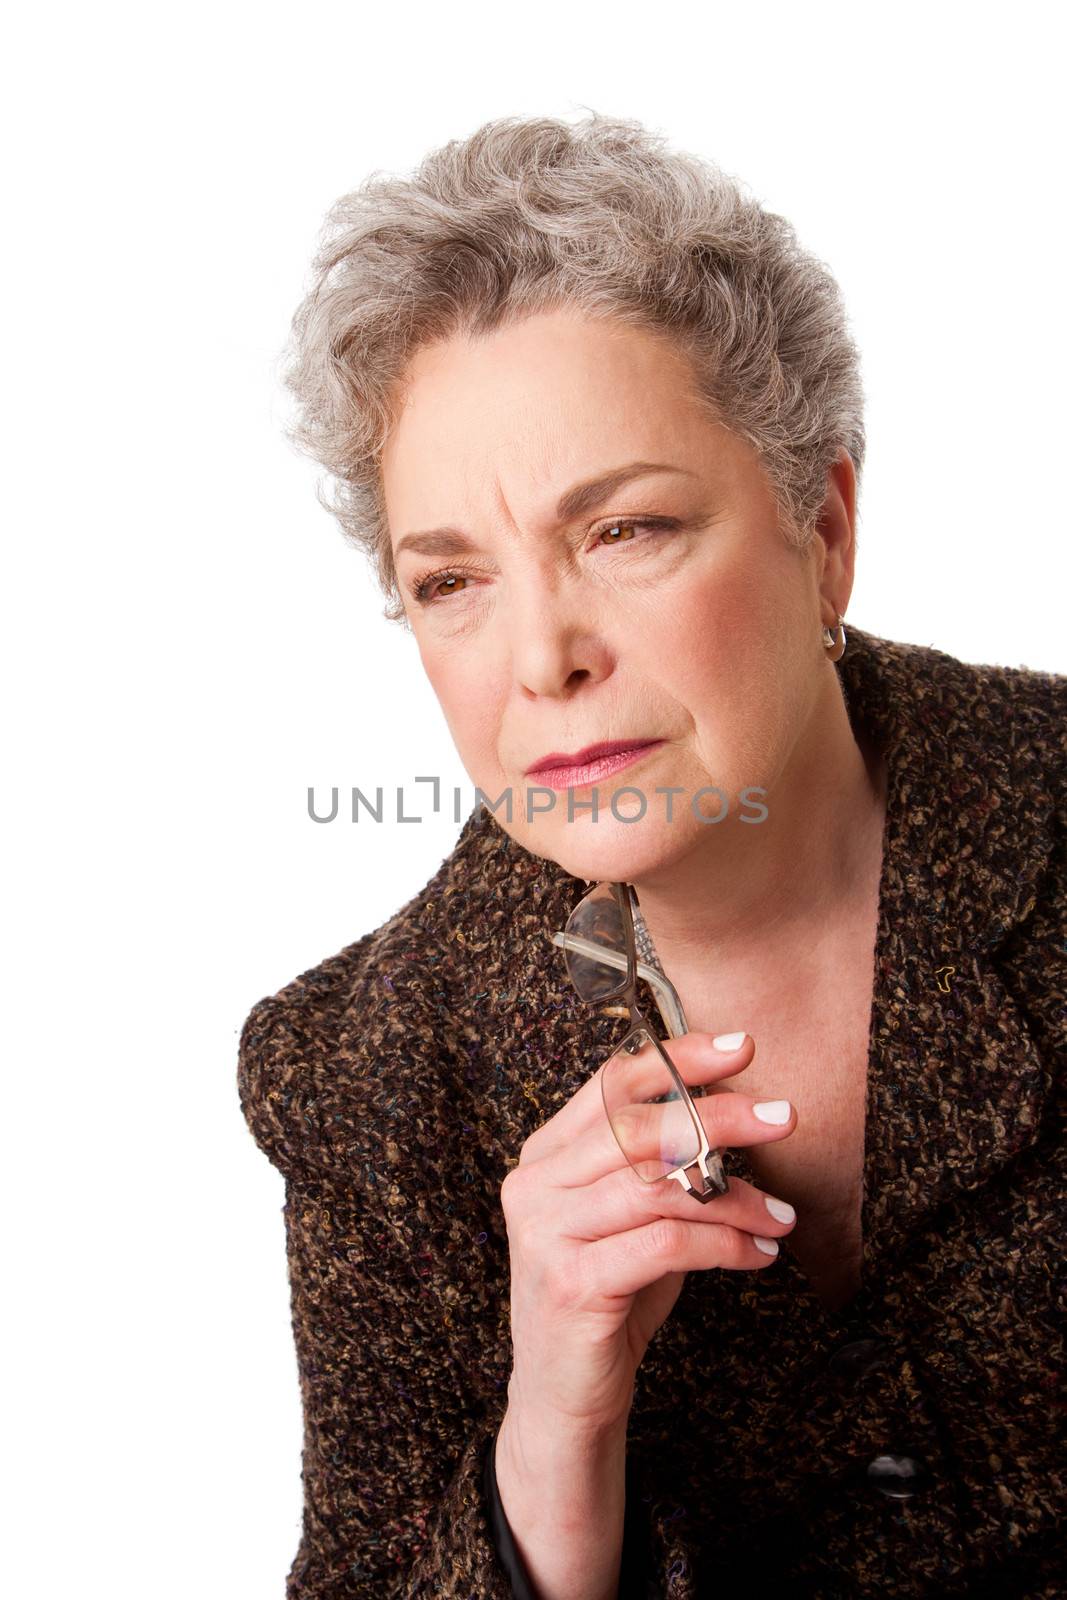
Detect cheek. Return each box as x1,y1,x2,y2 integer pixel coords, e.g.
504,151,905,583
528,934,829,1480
671,543,805,665
655,560,764,698
421,646,504,764
658,559,806,764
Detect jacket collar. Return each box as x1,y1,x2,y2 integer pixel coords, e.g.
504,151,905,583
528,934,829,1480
824,628,1057,1294
812,630,1055,1292
833,625,1055,960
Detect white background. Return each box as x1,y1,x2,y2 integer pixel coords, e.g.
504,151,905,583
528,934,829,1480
4,3,1063,1595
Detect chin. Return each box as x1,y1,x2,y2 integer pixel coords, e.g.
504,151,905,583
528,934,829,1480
525,815,693,886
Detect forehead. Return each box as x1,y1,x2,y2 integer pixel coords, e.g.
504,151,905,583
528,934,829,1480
392,307,699,423
381,309,722,529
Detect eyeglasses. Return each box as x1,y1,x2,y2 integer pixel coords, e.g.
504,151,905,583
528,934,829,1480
549,881,729,1203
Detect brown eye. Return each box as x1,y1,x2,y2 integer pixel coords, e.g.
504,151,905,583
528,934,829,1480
591,518,680,555
412,569,469,604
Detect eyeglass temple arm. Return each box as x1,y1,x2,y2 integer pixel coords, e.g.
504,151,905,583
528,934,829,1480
548,929,690,1040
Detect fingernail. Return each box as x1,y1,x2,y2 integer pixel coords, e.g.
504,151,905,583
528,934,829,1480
754,1235,779,1255
765,1196,796,1223
753,1100,792,1124
712,1031,746,1051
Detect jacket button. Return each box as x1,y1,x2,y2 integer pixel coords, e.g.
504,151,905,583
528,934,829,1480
866,1452,929,1500
826,1336,891,1381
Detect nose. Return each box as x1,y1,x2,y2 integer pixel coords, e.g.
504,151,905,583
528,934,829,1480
508,580,614,700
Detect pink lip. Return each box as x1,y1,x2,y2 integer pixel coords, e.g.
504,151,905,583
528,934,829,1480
525,738,665,791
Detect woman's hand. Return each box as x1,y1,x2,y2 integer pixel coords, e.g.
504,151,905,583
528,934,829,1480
499,1030,798,1432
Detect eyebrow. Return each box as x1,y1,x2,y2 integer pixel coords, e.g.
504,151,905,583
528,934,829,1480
392,460,698,561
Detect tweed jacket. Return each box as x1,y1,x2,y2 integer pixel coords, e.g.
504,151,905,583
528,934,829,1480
237,626,1065,1599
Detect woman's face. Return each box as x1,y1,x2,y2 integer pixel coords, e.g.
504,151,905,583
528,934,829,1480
382,306,845,884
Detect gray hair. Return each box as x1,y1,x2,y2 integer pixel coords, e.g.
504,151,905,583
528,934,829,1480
281,112,866,624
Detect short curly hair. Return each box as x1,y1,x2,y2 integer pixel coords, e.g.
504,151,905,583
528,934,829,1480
281,111,867,624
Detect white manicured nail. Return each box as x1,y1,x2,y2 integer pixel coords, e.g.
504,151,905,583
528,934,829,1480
712,1032,746,1051
754,1235,779,1255
753,1100,792,1124
765,1196,796,1223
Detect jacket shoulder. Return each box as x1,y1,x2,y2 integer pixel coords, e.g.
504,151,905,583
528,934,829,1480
968,652,1066,733
961,651,1064,800
236,835,485,1184
885,630,1063,717
865,630,1065,788
237,929,377,1182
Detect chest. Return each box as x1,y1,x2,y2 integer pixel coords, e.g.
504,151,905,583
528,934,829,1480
742,1051,868,1312
713,968,875,1313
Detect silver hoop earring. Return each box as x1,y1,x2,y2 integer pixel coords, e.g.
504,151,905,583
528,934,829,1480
822,613,846,662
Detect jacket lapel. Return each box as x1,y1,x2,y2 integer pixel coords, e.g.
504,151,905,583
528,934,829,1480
830,629,1058,1283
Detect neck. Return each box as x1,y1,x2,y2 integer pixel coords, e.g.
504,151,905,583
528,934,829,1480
630,665,888,1012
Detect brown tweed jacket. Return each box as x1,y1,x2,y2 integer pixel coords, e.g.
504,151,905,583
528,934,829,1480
238,626,1065,1599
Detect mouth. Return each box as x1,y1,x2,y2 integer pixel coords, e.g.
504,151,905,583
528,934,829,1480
524,738,665,791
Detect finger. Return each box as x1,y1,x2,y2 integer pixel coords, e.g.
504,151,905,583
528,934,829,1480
581,1210,785,1301
562,1169,798,1248
543,1086,797,1190
519,1030,755,1166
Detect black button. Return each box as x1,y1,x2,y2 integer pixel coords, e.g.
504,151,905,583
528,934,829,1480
826,1336,891,1381
866,1452,929,1500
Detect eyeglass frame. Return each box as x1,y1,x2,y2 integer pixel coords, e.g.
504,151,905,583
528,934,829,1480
548,881,730,1203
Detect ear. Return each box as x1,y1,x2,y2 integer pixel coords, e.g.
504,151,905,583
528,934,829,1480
812,447,858,627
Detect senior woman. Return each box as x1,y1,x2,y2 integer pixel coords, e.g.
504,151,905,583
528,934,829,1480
237,115,1064,1600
